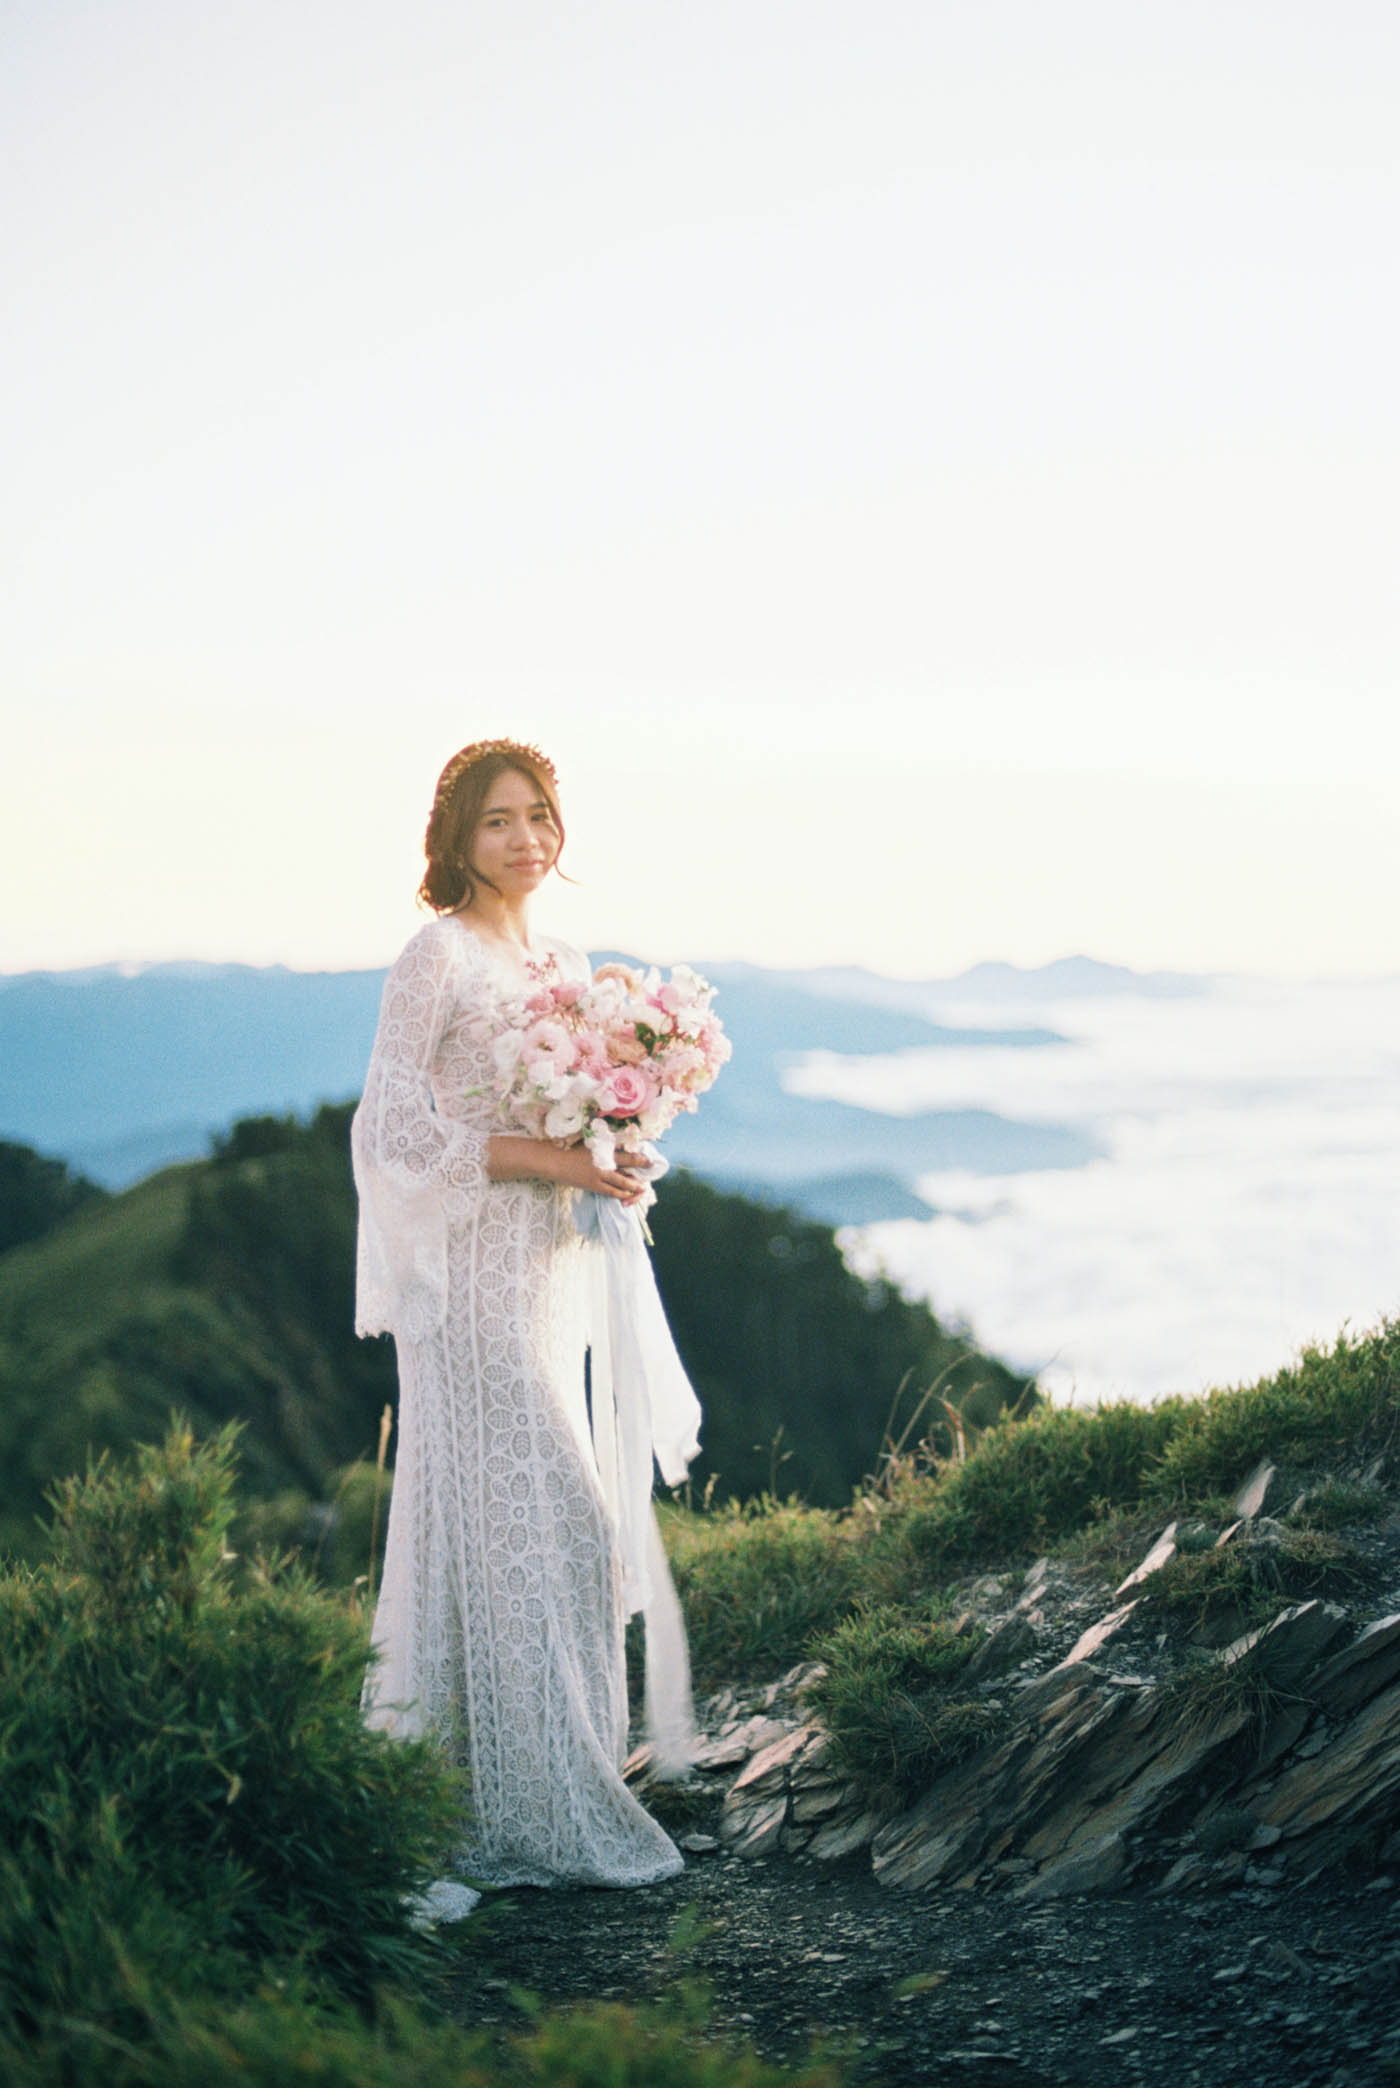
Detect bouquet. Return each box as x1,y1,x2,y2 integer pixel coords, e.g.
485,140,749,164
488,961,730,1175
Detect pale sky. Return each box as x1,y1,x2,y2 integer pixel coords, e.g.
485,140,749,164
4,0,1398,980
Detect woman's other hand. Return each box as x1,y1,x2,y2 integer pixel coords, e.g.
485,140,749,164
487,1135,648,1203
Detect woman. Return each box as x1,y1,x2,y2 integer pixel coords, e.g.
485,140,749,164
352,738,692,1894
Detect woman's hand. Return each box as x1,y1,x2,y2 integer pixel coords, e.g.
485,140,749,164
487,1135,648,1203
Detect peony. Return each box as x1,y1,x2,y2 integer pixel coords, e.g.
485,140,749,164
520,1017,572,1061
544,1095,587,1140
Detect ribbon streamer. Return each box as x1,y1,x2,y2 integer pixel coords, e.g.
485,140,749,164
576,1187,702,1777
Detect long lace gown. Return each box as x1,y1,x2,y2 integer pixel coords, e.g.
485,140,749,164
351,914,684,1888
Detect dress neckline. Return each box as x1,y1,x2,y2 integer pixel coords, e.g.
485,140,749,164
445,913,556,991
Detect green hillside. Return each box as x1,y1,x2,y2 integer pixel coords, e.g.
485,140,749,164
0,1111,1033,1561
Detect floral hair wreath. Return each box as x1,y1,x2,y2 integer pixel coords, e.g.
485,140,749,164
430,739,560,827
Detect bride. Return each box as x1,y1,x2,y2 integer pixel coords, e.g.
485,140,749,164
352,738,697,1894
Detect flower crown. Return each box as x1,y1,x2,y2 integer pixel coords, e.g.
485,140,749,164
430,739,559,825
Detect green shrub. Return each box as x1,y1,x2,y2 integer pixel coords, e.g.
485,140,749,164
901,1398,1184,1571
896,1322,1400,1575
662,1499,865,1689
1289,1479,1391,1531
806,1608,1003,1803
235,1459,393,1593
1127,1530,1373,1636
5,1978,852,2088
1149,1322,1400,1503
0,1423,463,2071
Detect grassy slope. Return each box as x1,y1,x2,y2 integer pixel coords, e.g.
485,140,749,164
0,1139,1031,1562
0,1162,191,1327
0,1165,338,1555
668,1317,1400,1690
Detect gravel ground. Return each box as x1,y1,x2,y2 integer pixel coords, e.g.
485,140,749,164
444,1850,1400,2087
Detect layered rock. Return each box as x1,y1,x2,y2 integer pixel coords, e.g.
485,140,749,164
656,1464,1400,1901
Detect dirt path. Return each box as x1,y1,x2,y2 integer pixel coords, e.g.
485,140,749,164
445,1847,1400,2086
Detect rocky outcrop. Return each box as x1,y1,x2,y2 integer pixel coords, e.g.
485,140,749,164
651,1472,1400,1902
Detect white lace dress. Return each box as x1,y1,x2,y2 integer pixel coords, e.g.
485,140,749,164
351,914,684,1889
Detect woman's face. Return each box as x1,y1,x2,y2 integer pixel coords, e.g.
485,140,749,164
466,767,561,896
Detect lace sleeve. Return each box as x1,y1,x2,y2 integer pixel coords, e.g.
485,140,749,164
351,923,487,1336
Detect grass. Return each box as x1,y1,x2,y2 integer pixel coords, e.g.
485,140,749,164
660,1497,871,1690
1131,1528,1375,1633
892,1319,1400,1577
1290,1478,1391,1530
804,1608,1005,1804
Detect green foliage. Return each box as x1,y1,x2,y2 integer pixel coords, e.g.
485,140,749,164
1147,1322,1400,1503
661,1498,867,1688
177,1101,397,1468
0,1423,464,2075
1289,1479,1391,1530
895,1320,1400,1574
493,1990,847,2088
1,1423,854,2088
1157,1656,1286,1748
806,1608,1003,1803
2,1982,850,2088
1133,1528,1373,1632
650,1171,1035,1507
0,1138,107,1255
901,1397,1184,1571
238,1458,394,1593
0,1122,1030,1562
664,1311,1400,1737
0,1113,400,1560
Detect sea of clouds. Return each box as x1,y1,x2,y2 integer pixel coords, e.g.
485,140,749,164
788,975,1400,1407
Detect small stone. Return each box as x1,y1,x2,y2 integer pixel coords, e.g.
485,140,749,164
965,1612,1039,1681
729,1722,812,1795
1310,1613,1400,1715
807,1806,886,1861
1259,1939,1311,1980
790,1781,850,1823
1213,1963,1248,1984
1234,1458,1278,1520
678,1832,718,1853
718,1793,787,1857
690,1731,752,1770
1221,1600,1350,1688
1053,1600,1141,1669
1115,1523,1178,1596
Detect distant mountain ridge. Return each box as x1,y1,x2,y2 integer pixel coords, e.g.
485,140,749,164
0,953,1201,1213
706,953,1212,1011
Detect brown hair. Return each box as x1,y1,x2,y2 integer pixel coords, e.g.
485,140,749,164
418,741,565,912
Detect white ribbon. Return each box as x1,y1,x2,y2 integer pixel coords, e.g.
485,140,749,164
576,1186,702,1777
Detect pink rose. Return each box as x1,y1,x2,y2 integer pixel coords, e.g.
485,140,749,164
599,1063,656,1119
